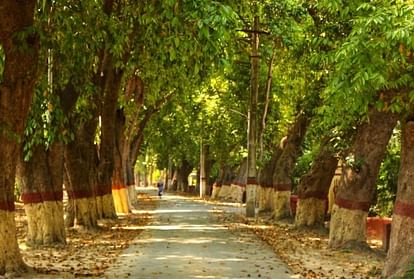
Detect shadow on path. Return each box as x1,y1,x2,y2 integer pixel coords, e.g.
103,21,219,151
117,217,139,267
104,187,298,279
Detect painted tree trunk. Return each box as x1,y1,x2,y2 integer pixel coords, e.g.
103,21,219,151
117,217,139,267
272,112,310,220
383,120,414,277
211,163,231,199
112,109,132,213
64,121,99,229
112,151,131,214
258,144,283,212
0,1,38,275
230,159,247,203
295,145,337,227
329,108,398,248
95,53,124,219
17,142,66,246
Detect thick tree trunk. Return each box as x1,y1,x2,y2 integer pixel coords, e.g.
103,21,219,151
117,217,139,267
230,159,247,203
211,163,229,199
383,120,414,277
176,160,193,192
112,109,133,213
272,112,310,220
64,121,99,229
258,143,284,212
95,53,124,219
0,1,38,275
17,142,66,246
295,144,337,227
329,108,398,248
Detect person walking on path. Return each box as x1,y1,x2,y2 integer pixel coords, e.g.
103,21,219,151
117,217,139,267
157,179,164,198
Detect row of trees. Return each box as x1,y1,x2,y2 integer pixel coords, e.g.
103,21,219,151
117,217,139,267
144,1,414,278
0,0,413,278
0,0,244,275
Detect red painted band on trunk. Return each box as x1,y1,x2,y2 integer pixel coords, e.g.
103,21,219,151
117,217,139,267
214,182,222,187
273,183,291,191
335,197,370,212
394,201,414,219
247,177,257,185
0,200,15,211
22,191,64,204
66,190,94,199
335,172,342,176
96,186,112,197
298,191,327,200
232,181,246,187
112,184,127,190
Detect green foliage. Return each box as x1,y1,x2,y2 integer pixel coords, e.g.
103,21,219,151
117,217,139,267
292,146,316,191
371,127,400,217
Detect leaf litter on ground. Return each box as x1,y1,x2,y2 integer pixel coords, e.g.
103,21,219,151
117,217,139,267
15,193,157,278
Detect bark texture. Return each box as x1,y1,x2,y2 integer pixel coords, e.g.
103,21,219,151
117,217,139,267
272,112,310,219
258,144,284,212
329,108,398,248
230,159,247,203
112,109,131,213
295,198,326,227
17,142,66,245
24,201,65,246
383,120,414,277
64,120,99,229
0,1,38,275
295,145,337,227
0,211,26,275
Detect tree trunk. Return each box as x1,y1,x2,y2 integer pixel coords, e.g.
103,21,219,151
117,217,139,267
177,160,193,192
383,120,414,277
258,143,284,212
329,108,398,249
17,142,66,246
215,164,236,200
64,121,99,229
95,52,124,219
272,112,310,220
112,110,131,214
295,144,337,227
230,159,247,203
0,1,38,275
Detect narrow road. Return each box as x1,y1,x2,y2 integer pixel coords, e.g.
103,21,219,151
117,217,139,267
105,188,297,279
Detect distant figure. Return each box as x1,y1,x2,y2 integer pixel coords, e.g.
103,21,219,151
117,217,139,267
157,180,164,198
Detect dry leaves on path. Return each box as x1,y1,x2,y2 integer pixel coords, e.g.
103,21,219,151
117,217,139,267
209,199,385,279
16,193,157,278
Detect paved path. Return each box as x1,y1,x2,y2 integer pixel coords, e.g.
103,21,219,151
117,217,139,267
105,188,297,279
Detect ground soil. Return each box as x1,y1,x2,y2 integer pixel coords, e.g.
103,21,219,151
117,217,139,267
13,191,385,278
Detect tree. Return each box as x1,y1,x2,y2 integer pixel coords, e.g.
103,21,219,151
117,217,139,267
0,0,38,275
295,143,337,227
384,119,414,277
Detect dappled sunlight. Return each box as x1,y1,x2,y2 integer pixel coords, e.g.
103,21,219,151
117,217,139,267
134,237,227,245
140,224,227,230
133,208,224,214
